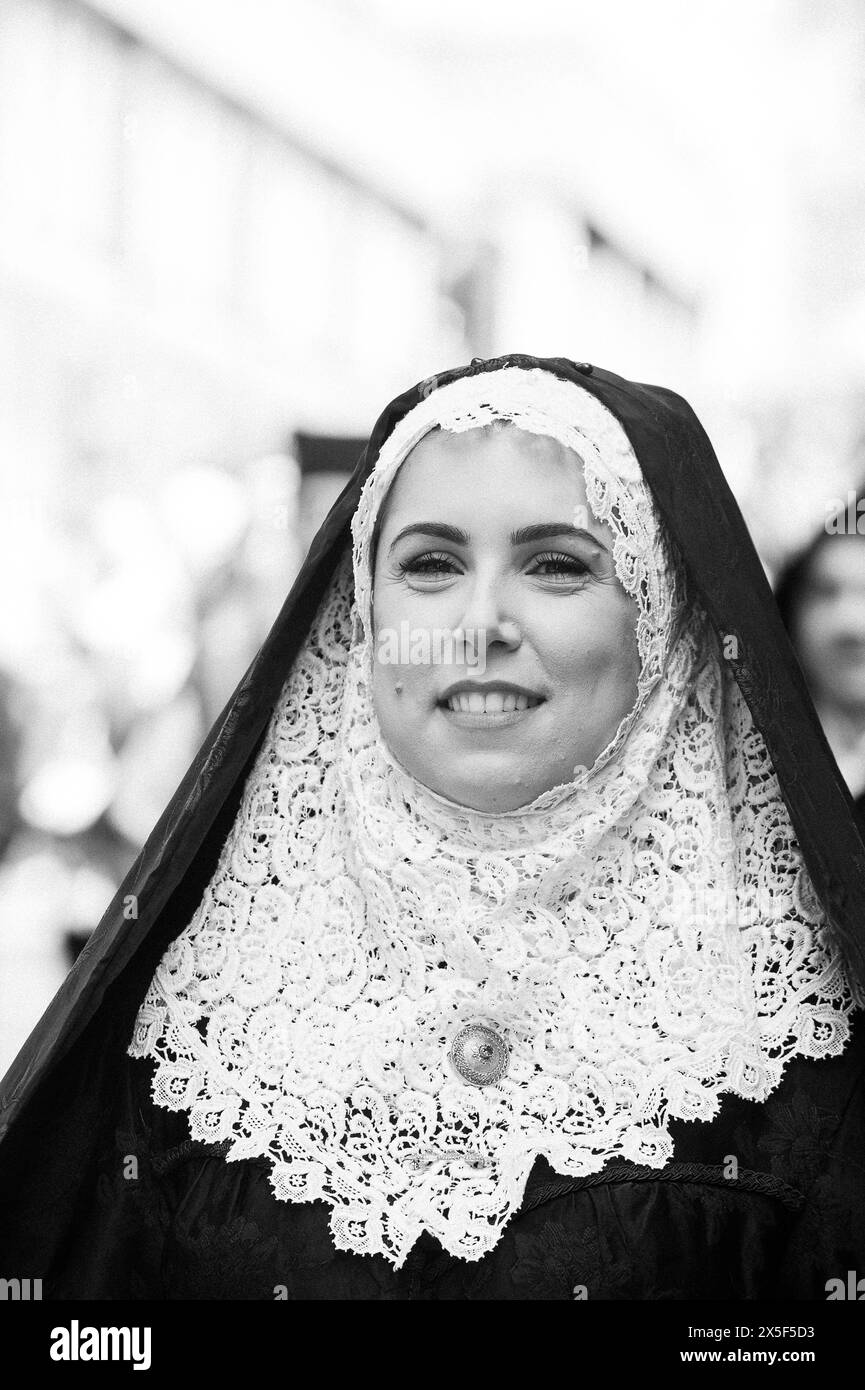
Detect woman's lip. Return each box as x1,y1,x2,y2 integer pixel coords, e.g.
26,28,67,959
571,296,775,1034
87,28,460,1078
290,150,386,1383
439,683,542,702
437,703,543,729
438,690,544,712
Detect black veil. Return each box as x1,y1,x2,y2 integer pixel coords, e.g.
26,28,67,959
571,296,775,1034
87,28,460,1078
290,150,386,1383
2,353,864,1285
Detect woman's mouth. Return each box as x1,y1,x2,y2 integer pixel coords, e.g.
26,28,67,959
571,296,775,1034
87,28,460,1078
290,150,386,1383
833,639,865,665
437,685,545,727
444,691,540,713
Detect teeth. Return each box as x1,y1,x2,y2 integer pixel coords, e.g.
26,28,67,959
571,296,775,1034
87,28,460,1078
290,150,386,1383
446,690,537,713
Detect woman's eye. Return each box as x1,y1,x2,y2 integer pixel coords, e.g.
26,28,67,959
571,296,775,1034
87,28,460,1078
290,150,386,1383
529,551,590,582
811,581,839,600
397,551,459,579
394,550,589,585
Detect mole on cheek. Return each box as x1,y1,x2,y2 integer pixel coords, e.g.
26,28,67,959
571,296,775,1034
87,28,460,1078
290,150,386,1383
394,683,404,695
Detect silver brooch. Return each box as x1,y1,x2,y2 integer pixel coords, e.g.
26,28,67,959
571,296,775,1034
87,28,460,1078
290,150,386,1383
448,1022,510,1087
404,1148,490,1174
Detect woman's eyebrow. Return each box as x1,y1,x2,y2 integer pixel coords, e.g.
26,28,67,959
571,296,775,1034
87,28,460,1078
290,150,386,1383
387,522,468,553
511,522,608,552
387,521,608,554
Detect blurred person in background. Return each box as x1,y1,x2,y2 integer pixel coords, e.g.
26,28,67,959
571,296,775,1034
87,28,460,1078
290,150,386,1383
775,485,865,830
0,671,24,861
1,356,864,1301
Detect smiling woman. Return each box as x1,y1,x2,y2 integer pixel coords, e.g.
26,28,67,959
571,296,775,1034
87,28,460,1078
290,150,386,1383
2,355,865,1300
371,425,640,811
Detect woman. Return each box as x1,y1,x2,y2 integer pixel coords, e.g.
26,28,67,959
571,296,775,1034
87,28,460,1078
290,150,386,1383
1,354,864,1300
775,488,865,830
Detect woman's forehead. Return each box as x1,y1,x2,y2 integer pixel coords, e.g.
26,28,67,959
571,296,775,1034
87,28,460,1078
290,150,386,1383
379,424,592,518
809,534,865,585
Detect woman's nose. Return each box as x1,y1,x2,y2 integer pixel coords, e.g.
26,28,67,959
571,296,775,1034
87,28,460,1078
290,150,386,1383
823,593,865,644
489,618,522,649
457,576,522,650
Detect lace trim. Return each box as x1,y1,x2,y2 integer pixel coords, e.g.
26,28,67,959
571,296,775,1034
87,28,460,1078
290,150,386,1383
129,367,857,1267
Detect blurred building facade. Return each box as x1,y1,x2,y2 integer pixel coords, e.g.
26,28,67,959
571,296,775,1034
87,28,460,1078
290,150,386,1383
0,0,466,1069
1,0,865,1071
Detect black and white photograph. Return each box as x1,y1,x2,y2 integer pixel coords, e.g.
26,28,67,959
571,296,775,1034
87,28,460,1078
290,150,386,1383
1,0,865,1354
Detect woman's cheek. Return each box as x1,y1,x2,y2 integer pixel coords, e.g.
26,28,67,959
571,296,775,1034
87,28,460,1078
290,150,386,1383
373,651,435,720
545,595,638,688
792,602,828,671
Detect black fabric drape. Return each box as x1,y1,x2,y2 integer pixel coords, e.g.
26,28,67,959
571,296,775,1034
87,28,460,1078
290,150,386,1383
12,1028,864,1299
2,353,864,1297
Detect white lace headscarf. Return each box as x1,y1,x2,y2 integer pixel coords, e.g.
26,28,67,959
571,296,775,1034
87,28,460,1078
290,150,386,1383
130,366,856,1267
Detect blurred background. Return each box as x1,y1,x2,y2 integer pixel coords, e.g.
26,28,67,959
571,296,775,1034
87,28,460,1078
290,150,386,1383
1,0,865,1072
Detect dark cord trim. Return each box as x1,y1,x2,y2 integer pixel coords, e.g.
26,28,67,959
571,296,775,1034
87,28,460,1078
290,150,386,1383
521,1161,805,1213
152,1143,805,1215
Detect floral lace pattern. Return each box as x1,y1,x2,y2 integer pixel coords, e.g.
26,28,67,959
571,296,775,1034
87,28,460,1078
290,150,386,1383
129,367,856,1267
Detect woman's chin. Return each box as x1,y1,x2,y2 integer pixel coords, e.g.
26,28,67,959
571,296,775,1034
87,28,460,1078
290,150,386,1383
417,765,562,814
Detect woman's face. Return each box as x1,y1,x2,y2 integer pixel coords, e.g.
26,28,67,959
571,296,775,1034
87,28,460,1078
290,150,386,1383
791,536,865,713
370,424,641,812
